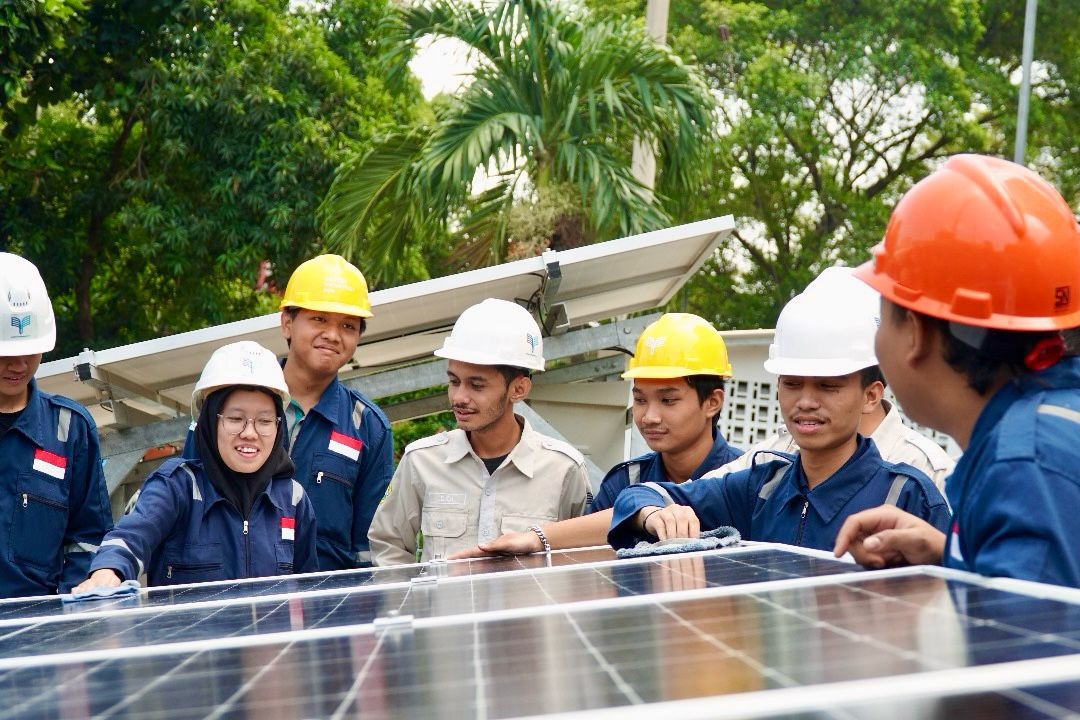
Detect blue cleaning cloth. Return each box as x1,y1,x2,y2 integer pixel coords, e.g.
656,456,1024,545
61,579,141,603
616,526,741,559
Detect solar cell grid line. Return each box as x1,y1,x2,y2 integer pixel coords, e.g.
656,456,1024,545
0,548,866,661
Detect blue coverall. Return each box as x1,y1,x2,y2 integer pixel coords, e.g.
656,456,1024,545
0,380,112,596
589,428,742,513
90,458,317,585
944,357,1080,587
609,435,951,552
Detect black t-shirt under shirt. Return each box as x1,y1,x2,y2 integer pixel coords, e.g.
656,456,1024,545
482,454,508,475
0,409,24,435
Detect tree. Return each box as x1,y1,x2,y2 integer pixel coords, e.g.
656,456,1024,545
319,0,716,286
0,0,84,114
0,0,420,357
587,0,1079,330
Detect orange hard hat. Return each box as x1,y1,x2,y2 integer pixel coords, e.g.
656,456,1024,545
855,154,1080,331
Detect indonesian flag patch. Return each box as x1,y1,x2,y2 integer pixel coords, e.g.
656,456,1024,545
949,521,965,564
328,431,362,461
33,449,67,480
280,517,296,541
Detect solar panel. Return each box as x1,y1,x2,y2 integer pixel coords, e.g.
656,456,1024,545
1,545,1078,719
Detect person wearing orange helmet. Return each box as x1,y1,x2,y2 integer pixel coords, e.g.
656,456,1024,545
834,155,1080,587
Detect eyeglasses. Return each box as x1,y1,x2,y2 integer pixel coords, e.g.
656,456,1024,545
217,414,281,437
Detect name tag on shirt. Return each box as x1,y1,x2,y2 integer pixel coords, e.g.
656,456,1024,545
426,492,467,507
281,517,296,541
328,431,362,461
33,449,67,480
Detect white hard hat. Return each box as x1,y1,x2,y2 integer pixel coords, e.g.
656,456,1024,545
191,341,290,413
0,253,56,356
764,266,880,377
434,298,545,371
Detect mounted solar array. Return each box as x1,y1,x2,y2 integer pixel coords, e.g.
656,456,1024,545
2,544,1078,719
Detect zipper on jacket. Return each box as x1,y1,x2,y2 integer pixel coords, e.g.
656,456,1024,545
795,499,809,546
20,492,66,511
316,471,323,485
167,566,172,579
243,520,249,535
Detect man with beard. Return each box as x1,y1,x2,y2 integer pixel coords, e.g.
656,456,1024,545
368,299,590,566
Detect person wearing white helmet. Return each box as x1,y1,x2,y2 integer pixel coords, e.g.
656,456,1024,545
75,341,317,590
706,267,954,491
368,299,590,566
608,272,950,552
0,253,112,597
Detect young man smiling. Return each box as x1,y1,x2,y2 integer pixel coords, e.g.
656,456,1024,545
449,313,740,559
277,255,393,570
368,299,590,565
608,273,951,551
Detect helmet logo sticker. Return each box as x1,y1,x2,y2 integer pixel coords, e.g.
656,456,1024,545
645,335,665,354
526,333,540,353
1056,286,1071,310
9,314,31,336
242,357,255,375
7,288,30,309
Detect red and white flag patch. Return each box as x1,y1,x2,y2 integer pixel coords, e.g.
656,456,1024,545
327,431,362,461
280,517,296,541
949,521,965,564
33,449,67,480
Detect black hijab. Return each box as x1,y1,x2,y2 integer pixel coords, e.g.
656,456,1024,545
194,386,294,518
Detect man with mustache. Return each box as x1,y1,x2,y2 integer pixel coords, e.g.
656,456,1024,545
368,299,591,565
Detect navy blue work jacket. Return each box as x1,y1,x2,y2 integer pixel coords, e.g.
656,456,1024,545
0,380,112,597
285,376,392,570
609,435,950,552
90,458,317,586
589,428,742,513
944,357,1080,587
183,374,393,571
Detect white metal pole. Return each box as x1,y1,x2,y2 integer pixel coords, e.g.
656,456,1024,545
631,0,670,193
1014,0,1038,165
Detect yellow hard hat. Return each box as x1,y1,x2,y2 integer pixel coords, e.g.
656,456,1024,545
279,255,373,318
623,313,732,379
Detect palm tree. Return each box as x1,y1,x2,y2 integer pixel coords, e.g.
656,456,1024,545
319,0,716,285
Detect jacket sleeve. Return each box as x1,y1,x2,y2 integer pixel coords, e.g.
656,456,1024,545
59,412,114,592
352,418,394,567
367,456,422,567
560,461,591,519
294,492,319,574
608,472,756,549
89,468,183,582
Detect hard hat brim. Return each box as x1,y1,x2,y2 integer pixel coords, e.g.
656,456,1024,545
434,345,545,372
763,356,875,378
622,365,732,379
0,332,55,356
279,299,373,318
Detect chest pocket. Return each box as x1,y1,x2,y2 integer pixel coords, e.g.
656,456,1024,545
163,543,224,584
11,472,69,571
307,451,358,548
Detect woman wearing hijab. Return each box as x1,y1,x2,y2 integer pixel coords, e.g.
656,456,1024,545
75,341,317,590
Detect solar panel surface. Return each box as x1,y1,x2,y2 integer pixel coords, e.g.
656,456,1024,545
2,545,1077,720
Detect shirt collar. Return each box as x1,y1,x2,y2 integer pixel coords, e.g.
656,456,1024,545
768,435,881,524
692,427,737,479
443,415,541,478
868,400,904,457
9,379,48,447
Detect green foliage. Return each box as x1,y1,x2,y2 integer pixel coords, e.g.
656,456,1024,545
0,0,421,358
0,0,85,112
590,0,1079,330
319,0,717,287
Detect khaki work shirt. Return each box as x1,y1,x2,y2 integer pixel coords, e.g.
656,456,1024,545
368,416,590,566
705,402,954,491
